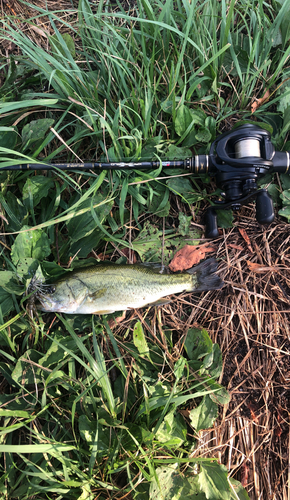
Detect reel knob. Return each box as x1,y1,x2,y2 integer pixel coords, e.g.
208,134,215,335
205,207,219,239
255,190,275,225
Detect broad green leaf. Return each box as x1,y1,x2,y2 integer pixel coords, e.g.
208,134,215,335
280,188,290,205
60,33,76,58
189,395,218,432
147,186,170,217
229,478,251,500
66,194,114,242
166,144,192,159
174,356,186,381
2,191,27,231
11,349,43,385
132,221,171,262
16,258,40,281
184,328,213,363
50,33,76,58
278,205,290,220
22,176,54,209
178,212,192,236
206,379,231,405
78,414,110,456
21,118,54,149
279,188,290,220
11,226,51,265
205,116,216,138
155,411,187,448
198,462,231,500
0,287,15,317
166,176,193,197
166,176,205,204
160,98,180,114
201,343,223,378
133,321,150,358
216,209,234,229
195,127,211,143
149,465,205,499
264,184,280,206
190,108,207,126
280,173,290,190
0,271,24,295
175,105,193,136
69,228,103,258
38,334,77,368
122,423,154,450
0,128,17,149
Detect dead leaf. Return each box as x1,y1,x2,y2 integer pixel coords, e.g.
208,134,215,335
30,25,48,38
247,261,279,273
169,243,216,272
251,89,270,113
108,311,126,329
238,228,253,253
95,253,111,260
228,243,244,251
241,461,250,488
120,247,137,264
246,401,259,423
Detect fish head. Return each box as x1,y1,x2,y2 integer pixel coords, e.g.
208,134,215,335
36,279,87,314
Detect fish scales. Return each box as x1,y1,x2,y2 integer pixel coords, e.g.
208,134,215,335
36,258,222,315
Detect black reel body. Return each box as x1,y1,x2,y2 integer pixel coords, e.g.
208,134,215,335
204,124,288,238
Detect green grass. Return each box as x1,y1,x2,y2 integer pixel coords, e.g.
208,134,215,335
1,0,290,497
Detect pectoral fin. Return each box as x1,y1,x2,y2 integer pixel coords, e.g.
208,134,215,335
87,288,107,301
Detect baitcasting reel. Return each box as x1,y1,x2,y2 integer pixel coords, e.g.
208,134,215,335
3,124,290,238
198,124,289,238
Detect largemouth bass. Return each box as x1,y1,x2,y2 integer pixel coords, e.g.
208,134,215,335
36,258,222,315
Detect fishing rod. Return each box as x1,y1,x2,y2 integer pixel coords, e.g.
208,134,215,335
3,123,290,238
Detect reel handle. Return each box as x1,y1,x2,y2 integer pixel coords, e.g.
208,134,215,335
255,190,275,224
204,207,219,239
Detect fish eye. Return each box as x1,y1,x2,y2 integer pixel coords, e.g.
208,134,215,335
48,286,56,294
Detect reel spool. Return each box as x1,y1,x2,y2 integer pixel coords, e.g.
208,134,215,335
234,138,261,159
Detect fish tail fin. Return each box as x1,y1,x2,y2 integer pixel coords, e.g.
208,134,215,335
186,258,223,292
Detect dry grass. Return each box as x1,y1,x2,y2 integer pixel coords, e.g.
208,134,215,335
0,0,78,54
190,216,290,500
110,203,290,500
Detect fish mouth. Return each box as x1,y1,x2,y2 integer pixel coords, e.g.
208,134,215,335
36,292,59,312
36,292,80,313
